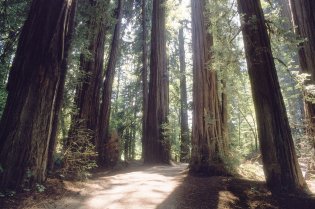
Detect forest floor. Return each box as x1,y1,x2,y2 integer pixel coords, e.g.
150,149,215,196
1,161,315,209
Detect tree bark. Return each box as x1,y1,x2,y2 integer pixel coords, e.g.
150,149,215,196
237,0,307,193
0,0,74,189
289,0,315,161
178,25,190,163
189,0,226,176
141,0,149,160
143,0,170,164
47,0,78,172
98,0,123,166
67,0,108,148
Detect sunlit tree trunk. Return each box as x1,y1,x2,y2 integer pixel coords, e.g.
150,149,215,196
190,0,227,176
98,0,123,166
0,0,75,189
143,0,170,164
238,0,307,193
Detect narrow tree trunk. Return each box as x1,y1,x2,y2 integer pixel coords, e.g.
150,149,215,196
178,25,190,163
0,0,74,189
141,0,149,160
98,0,123,166
220,79,229,154
47,0,78,172
143,0,170,164
67,0,108,148
190,0,227,176
237,0,307,193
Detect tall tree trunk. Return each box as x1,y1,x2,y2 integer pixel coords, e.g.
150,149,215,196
189,0,226,176
0,0,74,189
47,0,78,172
143,0,170,164
289,0,315,162
98,0,123,166
67,0,108,148
141,0,149,160
237,0,307,193
220,79,229,153
178,25,190,163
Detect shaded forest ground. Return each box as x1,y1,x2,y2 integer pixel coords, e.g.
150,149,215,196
1,162,315,209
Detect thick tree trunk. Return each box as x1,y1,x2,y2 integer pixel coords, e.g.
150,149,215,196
143,0,170,164
67,0,108,148
98,0,123,166
0,0,74,189
237,0,307,193
189,0,226,176
178,25,190,163
141,0,149,160
46,0,78,172
289,0,315,162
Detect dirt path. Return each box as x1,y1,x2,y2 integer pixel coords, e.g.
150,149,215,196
2,163,315,209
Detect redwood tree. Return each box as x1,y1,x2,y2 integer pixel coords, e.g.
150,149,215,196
143,0,170,164
289,0,315,160
67,0,109,148
190,0,227,175
47,0,78,171
178,23,190,163
141,0,149,160
0,0,75,189
98,0,123,166
238,0,307,193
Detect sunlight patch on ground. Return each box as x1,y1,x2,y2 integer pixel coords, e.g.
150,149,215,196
50,165,187,209
237,162,265,181
217,191,239,208
85,170,181,209
238,162,315,194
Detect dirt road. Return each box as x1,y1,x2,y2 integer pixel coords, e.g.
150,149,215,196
3,163,315,209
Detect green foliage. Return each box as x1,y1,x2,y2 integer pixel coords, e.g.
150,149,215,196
161,119,181,160
35,183,45,193
221,151,241,175
263,2,309,156
0,164,3,173
0,0,30,115
1,190,15,197
209,0,258,159
0,87,7,117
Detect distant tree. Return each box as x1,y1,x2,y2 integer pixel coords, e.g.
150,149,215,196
98,0,124,166
237,0,307,193
178,22,190,163
0,0,76,189
190,0,228,175
143,0,170,164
